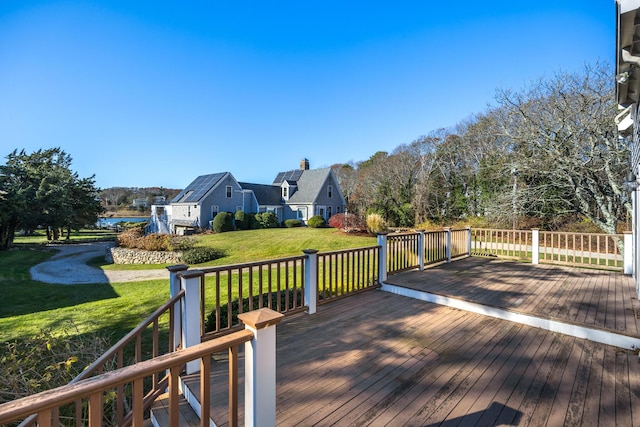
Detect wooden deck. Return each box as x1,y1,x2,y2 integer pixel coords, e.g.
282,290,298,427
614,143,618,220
387,257,640,337
184,258,640,426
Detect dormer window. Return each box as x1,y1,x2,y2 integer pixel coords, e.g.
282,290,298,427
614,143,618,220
283,187,288,198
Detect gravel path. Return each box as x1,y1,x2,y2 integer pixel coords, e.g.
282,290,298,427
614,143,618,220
29,242,169,284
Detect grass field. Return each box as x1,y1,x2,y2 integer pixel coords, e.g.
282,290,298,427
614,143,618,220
13,229,118,244
1,228,377,343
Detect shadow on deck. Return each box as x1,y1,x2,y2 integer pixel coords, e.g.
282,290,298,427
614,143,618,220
183,258,640,426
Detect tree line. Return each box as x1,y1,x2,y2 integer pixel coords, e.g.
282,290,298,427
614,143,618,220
0,148,103,250
333,62,629,235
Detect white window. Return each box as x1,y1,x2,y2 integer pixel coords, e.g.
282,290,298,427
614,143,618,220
226,186,232,198
297,208,306,220
327,185,333,198
211,205,219,217
283,187,288,197
327,206,332,218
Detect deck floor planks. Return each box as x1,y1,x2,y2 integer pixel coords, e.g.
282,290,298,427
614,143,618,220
355,319,514,426
526,334,577,426
312,308,498,426
187,259,640,427
351,315,507,426
573,269,598,325
472,327,551,426
565,340,597,426
492,330,559,426
614,348,633,427
420,322,527,425
582,340,605,426
409,322,521,426
437,323,537,426
279,301,463,425
599,344,617,427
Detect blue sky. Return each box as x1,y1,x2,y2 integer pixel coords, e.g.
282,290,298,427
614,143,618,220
0,1,613,189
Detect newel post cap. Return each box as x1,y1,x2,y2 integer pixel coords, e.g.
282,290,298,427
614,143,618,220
302,249,319,254
177,269,205,280
238,308,284,330
166,264,189,273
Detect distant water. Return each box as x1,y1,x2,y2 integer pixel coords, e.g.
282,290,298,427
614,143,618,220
97,217,149,227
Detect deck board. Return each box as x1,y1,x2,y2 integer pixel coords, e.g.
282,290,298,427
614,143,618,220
185,258,640,426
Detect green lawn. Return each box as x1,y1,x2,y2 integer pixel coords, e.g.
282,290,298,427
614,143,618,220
97,227,377,270
1,228,377,343
13,229,118,244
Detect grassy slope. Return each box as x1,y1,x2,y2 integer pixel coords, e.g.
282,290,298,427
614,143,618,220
2,228,376,343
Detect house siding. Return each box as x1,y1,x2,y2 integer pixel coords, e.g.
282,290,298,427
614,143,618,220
310,173,344,220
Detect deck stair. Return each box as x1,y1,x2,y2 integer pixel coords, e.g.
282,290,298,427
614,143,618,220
148,389,203,427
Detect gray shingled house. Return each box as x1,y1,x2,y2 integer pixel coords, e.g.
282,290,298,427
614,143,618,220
159,159,346,234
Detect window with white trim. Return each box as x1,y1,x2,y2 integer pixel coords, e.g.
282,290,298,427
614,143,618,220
226,186,232,198
327,185,333,198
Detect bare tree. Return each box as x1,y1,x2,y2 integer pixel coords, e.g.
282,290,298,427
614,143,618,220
494,62,629,234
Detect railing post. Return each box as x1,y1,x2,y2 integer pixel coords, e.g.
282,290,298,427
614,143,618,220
444,228,452,263
467,227,472,256
239,308,285,427
167,264,188,351
625,231,633,275
178,270,204,374
416,229,425,271
531,229,540,265
303,249,318,314
377,232,388,283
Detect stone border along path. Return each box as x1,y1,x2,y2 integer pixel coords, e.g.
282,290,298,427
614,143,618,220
29,242,169,284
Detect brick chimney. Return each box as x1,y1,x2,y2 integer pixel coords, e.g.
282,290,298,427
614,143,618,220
300,158,310,170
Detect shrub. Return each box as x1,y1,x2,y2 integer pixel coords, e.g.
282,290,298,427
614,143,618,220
328,213,367,232
247,213,259,229
166,235,196,252
212,212,234,233
307,215,327,228
366,213,387,233
0,324,109,405
116,227,144,248
234,211,249,230
283,219,302,228
181,247,227,264
138,234,170,251
255,212,280,229
117,229,197,252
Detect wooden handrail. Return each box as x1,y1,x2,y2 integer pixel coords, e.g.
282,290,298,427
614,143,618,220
0,329,254,425
316,245,379,257
199,255,306,274
81,289,185,377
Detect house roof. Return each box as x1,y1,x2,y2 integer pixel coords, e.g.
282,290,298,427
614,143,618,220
287,168,331,204
171,173,227,203
238,182,282,206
